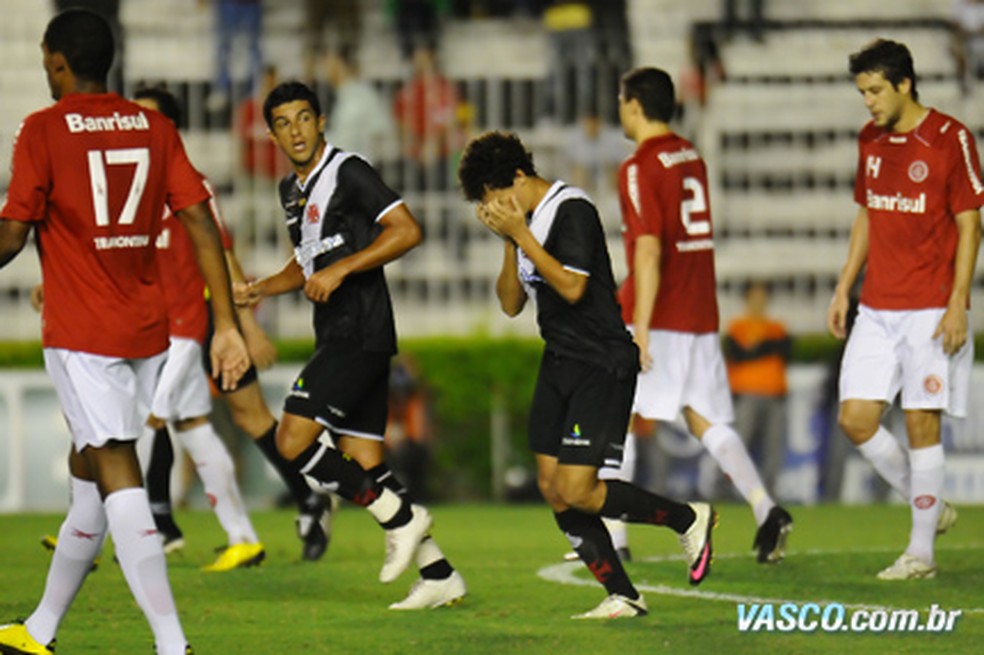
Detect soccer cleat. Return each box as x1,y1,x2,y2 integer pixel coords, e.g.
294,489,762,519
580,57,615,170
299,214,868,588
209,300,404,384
679,502,717,586
379,504,432,583
936,500,958,535
571,594,648,619
201,543,266,572
161,532,186,556
39,535,100,572
877,553,937,580
389,571,467,610
296,495,332,562
563,547,631,563
752,506,794,564
0,621,55,654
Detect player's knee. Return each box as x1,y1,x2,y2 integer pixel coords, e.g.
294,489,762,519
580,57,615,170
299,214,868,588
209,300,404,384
837,406,877,443
554,476,596,512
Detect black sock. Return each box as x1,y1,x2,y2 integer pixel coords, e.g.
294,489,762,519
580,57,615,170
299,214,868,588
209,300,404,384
253,422,313,511
145,427,182,536
555,509,638,599
600,480,696,534
368,463,454,579
294,443,412,528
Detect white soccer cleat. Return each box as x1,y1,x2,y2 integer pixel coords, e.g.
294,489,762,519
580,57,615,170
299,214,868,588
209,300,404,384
877,553,937,580
571,593,648,619
379,504,432,583
936,501,958,535
679,502,716,586
389,571,467,610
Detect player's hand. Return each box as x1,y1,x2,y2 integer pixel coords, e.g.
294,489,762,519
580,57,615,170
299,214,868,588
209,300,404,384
29,284,43,313
234,280,262,308
633,330,653,372
482,196,527,241
827,292,849,339
210,327,251,391
304,266,344,303
934,304,968,356
475,203,508,240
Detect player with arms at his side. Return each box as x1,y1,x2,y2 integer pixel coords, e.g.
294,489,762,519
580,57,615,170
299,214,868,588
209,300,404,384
236,81,465,609
616,67,793,564
458,130,715,619
0,10,248,655
828,39,981,580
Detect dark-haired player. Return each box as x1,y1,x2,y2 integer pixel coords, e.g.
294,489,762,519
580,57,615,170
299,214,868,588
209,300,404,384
0,9,248,655
828,39,981,580
457,129,715,619
616,67,794,564
236,81,465,609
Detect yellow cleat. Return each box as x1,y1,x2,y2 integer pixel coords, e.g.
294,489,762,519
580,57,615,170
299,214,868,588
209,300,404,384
0,621,55,654
201,543,265,572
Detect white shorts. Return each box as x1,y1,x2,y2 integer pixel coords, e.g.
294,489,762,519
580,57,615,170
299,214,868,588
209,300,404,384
632,329,734,424
840,305,972,417
150,337,213,422
44,347,167,451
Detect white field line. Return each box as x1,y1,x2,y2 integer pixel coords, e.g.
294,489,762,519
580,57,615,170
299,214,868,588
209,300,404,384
537,544,984,614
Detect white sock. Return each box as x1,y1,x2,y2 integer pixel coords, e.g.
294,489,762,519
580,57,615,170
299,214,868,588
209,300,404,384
416,536,446,570
176,423,258,544
26,477,106,645
856,426,911,500
597,432,636,550
701,424,775,525
104,488,186,654
366,487,406,524
906,445,944,565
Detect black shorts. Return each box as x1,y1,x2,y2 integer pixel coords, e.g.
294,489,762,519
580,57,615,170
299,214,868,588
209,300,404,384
283,339,391,440
527,350,636,467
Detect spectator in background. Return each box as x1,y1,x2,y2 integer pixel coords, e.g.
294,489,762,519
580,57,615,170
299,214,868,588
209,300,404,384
325,45,397,164
563,109,630,199
387,0,450,58
386,354,433,502
205,0,263,114
952,0,984,94
393,44,461,189
722,0,766,42
303,0,362,83
52,0,123,92
236,65,289,182
723,279,790,493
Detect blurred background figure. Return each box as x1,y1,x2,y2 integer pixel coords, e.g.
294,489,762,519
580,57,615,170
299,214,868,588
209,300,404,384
952,0,984,94
393,44,461,189
205,0,264,115
563,108,630,198
388,0,450,58
324,45,397,163
303,0,362,83
236,65,289,183
386,354,433,502
722,0,766,42
723,279,791,494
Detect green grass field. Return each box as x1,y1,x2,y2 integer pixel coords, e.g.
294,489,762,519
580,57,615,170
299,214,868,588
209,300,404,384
0,503,981,654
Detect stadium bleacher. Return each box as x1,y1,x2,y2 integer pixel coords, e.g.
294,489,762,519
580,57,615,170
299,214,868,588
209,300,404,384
1,0,980,339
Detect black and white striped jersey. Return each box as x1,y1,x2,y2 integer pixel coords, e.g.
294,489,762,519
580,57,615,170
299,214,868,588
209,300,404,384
278,145,402,353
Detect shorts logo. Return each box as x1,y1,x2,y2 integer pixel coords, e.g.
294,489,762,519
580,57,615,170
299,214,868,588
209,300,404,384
923,375,943,395
914,495,936,510
562,423,590,447
290,376,310,399
908,160,929,183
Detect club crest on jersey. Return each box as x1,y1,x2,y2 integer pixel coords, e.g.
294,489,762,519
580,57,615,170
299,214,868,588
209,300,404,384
908,160,929,183
923,375,943,395
306,202,320,224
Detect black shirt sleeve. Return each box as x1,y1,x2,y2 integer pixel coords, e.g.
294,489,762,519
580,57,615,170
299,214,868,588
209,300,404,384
549,198,600,275
337,157,401,225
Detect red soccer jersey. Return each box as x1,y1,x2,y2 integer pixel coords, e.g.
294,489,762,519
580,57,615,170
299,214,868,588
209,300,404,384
1,93,210,357
854,109,984,309
618,133,720,333
155,180,233,343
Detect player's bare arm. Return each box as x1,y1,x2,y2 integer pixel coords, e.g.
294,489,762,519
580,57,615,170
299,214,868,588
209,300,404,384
239,257,306,307
225,250,278,369
827,206,870,339
0,219,31,268
176,201,250,390
934,208,982,354
304,202,422,303
485,195,588,304
632,234,660,371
